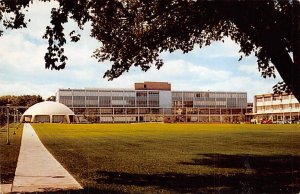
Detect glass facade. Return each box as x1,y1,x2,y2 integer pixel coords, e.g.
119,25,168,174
172,91,247,108
57,86,247,123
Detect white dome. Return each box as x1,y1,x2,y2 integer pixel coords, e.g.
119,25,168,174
23,101,74,116
21,101,77,123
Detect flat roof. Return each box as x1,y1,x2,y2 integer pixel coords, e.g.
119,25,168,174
255,93,291,98
59,88,246,93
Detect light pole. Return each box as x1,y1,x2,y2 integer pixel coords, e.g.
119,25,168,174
13,108,16,135
16,109,20,132
14,108,16,125
6,104,10,145
16,109,19,124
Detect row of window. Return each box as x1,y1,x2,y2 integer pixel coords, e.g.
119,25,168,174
256,103,300,111
60,90,160,97
172,92,246,99
256,95,295,102
172,99,246,108
61,98,246,108
61,98,159,107
59,90,246,99
72,107,246,115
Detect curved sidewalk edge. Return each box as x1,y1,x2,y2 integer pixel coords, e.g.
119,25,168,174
11,123,83,193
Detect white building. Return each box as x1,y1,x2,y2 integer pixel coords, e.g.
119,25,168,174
253,93,300,123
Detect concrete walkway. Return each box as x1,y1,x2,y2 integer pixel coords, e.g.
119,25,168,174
0,184,11,194
11,123,83,193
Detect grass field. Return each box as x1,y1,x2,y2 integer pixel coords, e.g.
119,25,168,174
31,123,300,193
0,124,23,184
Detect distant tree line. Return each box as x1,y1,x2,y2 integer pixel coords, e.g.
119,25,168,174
0,95,43,107
0,95,56,107
0,95,56,126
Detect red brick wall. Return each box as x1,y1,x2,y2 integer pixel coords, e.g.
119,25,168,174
135,82,171,91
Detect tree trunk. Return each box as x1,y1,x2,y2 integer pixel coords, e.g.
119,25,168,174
291,1,300,102
269,46,300,102
250,1,300,102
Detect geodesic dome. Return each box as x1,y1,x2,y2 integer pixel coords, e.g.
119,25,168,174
20,101,77,123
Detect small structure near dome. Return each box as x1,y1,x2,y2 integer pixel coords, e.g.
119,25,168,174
20,101,78,123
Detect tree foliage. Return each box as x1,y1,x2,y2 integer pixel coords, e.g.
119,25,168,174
0,95,44,126
46,95,56,102
0,95,44,108
1,0,300,99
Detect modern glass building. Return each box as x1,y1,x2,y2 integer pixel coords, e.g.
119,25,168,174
253,93,300,123
56,82,248,123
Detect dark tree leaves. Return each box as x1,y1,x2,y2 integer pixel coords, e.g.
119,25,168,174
273,82,292,95
1,0,300,100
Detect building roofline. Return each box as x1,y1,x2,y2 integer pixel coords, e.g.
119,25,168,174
172,90,247,93
254,93,291,97
58,88,247,94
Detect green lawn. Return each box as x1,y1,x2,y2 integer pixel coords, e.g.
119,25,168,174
32,123,300,193
0,124,23,184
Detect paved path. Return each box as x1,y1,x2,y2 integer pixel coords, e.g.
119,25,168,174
0,184,11,194
11,123,83,193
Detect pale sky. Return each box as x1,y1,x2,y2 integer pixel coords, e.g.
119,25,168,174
0,1,283,102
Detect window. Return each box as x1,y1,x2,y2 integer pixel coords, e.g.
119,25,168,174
256,97,263,102
111,91,125,97
73,96,85,107
210,109,221,114
172,92,182,98
186,108,197,114
137,92,147,97
127,108,136,114
86,96,98,107
282,95,290,100
124,97,136,107
195,93,203,98
73,90,85,96
183,92,194,99
149,91,159,97
227,98,236,108
265,105,272,110
283,104,290,109
150,108,159,114
137,100,147,107
85,90,98,96
101,108,112,114
74,108,85,114
86,108,98,115
99,91,112,96
138,108,149,114
183,101,193,107
99,96,111,107
114,108,125,114
257,107,263,111
264,97,271,101
60,96,72,106
199,108,209,114
173,100,183,107
149,100,159,107
112,96,123,100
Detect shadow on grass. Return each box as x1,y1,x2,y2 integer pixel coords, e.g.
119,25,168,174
92,154,300,193
32,154,300,193
34,187,124,194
